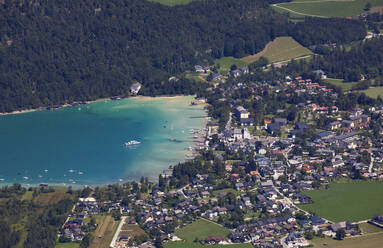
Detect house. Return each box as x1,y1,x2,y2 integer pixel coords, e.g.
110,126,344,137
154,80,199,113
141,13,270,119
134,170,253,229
235,106,250,120
369,215,383,228
267,123,281,134
209,73,221,81
205,236,225,244
331,221,347,232
274,118,287,126
242,128,251,139
130,82,142,94
316,131,334,140
329,121,341,130
234,128,242,140
313,69,327,79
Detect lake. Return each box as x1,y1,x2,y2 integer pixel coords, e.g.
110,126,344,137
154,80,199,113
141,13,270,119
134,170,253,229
0,96,206,187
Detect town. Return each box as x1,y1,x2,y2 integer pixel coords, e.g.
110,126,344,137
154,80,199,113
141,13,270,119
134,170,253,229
57,64,383,248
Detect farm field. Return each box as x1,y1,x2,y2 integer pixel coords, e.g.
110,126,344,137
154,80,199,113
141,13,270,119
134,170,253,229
149,0,195,6
324,78,358,91
214,57,248,73
89,215,120,248
360,86,383,98
175,218,231,242
299,181,383,222
165,241,253,248
310,232,383,248
272,0,383,18
241,37,312,64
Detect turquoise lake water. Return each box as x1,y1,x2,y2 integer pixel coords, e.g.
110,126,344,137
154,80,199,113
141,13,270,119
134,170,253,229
0,96,206,187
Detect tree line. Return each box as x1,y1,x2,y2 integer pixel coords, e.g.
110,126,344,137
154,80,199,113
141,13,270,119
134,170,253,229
0,0,367,112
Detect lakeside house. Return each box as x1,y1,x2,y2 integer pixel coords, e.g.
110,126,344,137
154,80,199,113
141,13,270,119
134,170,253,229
130,82,142,94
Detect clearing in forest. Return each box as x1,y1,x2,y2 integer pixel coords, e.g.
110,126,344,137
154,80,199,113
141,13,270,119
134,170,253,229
272,0,383,18
240,37,313,64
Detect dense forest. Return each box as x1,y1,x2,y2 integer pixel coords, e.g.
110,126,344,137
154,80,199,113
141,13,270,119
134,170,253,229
0,184,75,248
276,37,383,82
0,0,366,112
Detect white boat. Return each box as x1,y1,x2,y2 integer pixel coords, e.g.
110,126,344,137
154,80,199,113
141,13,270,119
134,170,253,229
125,140,141,146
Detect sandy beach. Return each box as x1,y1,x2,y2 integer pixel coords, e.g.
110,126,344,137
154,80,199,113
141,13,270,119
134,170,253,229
0,95,201,116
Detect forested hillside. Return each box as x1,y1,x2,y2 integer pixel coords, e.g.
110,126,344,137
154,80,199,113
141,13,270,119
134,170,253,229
0,0,366,112
275,37,383,82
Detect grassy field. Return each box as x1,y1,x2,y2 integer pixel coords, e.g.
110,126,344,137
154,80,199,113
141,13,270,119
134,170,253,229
272,0,383,18
359,223,383,234
175,218,231,242
299,181,383,222
241,37,312,64
214,57,248,73
118,224,148,239
34,191,74,205
90,215,120,248
324,78,358,91
310,232,383,248
165,242,253,248
149,0,196,6
55,242,80,248
360,86,383,98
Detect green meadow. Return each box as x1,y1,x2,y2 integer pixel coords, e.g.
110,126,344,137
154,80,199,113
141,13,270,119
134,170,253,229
175,218,231,242
299,181,383,222
273,0,383,18
360,86,383,98
149,0,196,6
324,78,358,91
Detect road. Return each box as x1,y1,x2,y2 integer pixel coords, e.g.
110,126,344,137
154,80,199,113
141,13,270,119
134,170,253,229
177,184,190,199
109,216,127,248
278,146,334,223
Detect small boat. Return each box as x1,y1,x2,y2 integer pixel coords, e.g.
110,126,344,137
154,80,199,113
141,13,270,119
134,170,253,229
23,176,29,180
78,171,84,175
68,169,74,173
125,140,141,146
44,169,48,173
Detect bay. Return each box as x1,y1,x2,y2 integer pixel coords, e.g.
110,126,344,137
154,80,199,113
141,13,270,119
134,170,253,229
0,96,206,187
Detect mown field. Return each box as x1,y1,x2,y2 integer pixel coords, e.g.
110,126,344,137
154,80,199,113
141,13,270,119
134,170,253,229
310,232,383,248
149,0,196,6
299,181,383,222
324,78,358,91
89,215,120,248
272,0,383,18
214,57,249,73
165,241,253,248
175,218,231,242
241,37,312,64
360,86,383,98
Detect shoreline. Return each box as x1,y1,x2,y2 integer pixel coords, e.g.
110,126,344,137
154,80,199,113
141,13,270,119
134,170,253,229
0,95,198,116
0,95,210,187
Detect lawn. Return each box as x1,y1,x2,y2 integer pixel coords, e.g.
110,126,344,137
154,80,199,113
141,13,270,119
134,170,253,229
272,0,383,18
165,241,253,248
214,57,248,73
55,242,80,248
299,181,383,222
241,37,312,64
324,78,358,91
360,86,383,98
149,0,196,6
310,232,383,248
175,218,231,242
